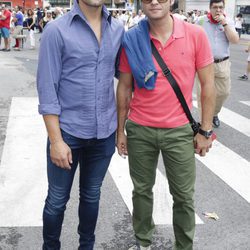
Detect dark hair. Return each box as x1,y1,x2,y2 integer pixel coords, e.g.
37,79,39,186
27,9,34,16
236,13,242,18
209,0,225,8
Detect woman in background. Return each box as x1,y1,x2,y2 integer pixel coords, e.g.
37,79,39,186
235,13,243,38
39,10,53,32
26,9,35,49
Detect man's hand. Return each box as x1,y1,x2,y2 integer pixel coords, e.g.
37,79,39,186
194,134,213,157
50,140,73,169
214,14,227,25
116,131,128,158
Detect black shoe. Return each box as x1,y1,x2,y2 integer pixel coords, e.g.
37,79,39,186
213,116,220,128
238,75,248,81
3,48,10,52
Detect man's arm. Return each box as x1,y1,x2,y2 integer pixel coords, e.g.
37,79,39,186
196,63,216,156
214,15,239,44
37,24,72,169
43,115,72,169
223,24,239,44
116,72,133,156
0,12,7,20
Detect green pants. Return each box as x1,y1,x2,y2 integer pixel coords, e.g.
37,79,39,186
126,120,196,250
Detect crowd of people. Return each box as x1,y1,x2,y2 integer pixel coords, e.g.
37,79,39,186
0,4,66,51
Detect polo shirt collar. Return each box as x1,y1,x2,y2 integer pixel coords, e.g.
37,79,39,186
172,15,185,39
69,0,111,25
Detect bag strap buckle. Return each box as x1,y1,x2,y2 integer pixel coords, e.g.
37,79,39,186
163,68,171,77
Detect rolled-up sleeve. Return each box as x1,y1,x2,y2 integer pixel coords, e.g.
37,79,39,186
36,22,63,115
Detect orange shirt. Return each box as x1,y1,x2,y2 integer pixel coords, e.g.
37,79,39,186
119,17,213,128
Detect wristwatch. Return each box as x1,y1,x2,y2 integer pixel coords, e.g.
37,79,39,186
198,128,213,139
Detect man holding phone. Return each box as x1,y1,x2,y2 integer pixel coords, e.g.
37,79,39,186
196,0,239,128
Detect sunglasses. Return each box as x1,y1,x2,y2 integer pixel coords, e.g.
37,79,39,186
142,0,168,4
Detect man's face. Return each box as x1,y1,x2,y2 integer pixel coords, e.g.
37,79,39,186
79,0,105,8
1,4,5,10
210,1,224,19
142,0,174,21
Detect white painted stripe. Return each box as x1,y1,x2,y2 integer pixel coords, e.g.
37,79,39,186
193,101,250,137
240,101,250,107
109,151,203,224
196,140,250,203
0,97,47,227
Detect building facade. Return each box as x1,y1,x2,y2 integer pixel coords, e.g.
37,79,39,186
0,0,42,8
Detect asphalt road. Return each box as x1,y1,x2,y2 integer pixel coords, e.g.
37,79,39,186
0,31,250,250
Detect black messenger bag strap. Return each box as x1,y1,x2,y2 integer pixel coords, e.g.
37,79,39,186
150,40,200,133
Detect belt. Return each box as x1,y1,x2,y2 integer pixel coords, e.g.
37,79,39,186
214,56,229,63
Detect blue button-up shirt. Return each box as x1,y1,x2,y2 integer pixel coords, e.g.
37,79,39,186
37,2,124,139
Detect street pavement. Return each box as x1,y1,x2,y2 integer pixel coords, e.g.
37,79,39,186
0,31,250,250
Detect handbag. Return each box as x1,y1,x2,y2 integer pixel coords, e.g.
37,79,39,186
151,40,201,135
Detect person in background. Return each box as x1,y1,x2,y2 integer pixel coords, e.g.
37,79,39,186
36,0,124,248
39,10,53,32
26,9,36,49
173,9,187,21
12,5,24,51
127,10,137,28
116,0,216,249
36,7,43,33
235,13,243,38
0,4,11,51
136,9,145,22
238,42,250,81
193,10,201,23
54,7,63,19
196,0,239,128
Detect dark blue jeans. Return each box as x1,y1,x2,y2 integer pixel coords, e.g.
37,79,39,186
42,130,115,250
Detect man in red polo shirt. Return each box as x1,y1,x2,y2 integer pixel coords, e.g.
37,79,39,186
0,4,11,51
116,0,216,249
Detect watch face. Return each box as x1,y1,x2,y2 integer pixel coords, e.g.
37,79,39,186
206,131,213,138
199,128,213,138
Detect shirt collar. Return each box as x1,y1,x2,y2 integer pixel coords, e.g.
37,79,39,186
171,15,185,39
69,0,111,25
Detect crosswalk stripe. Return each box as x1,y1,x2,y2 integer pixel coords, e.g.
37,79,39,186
239,101,250,107
196,140,250,203
1,97,249,227
0,97,47,227
193,101,250,137
109,151,203,225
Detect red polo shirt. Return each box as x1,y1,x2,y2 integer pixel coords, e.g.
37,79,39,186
119,17,213,128
0,9,11,29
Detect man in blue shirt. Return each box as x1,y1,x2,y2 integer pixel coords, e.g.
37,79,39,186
36,0,124,248
12,6,24,51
